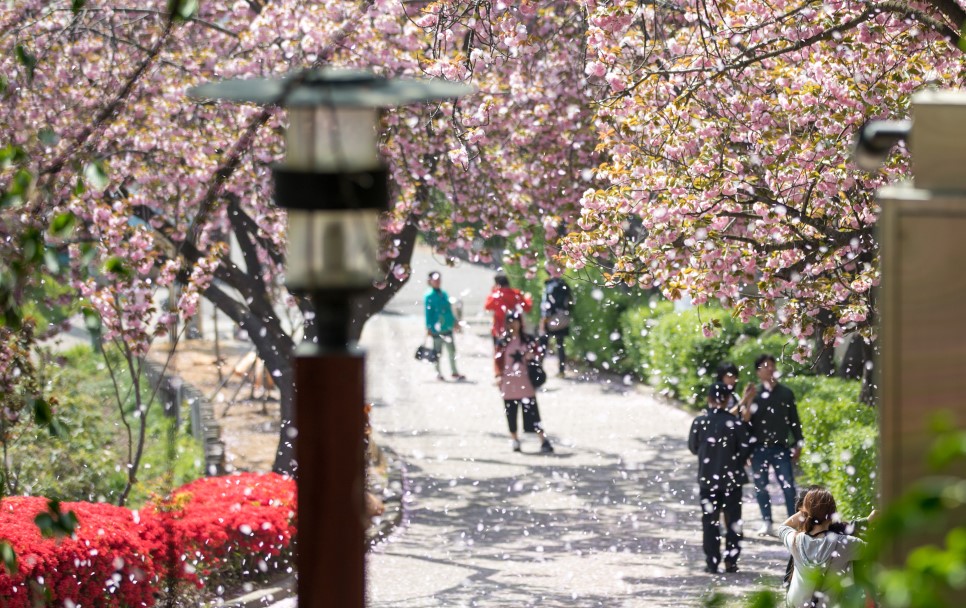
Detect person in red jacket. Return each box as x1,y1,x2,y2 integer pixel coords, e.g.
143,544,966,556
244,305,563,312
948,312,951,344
484,273,532,377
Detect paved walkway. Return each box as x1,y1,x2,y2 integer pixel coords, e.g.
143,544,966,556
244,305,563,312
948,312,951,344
356,248,789,607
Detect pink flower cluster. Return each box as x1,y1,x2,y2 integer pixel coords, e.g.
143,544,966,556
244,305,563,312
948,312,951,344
0,473,296,607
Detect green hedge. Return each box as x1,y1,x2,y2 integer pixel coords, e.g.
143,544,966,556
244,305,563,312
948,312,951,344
564,272,650,375
646,306,746,405
729,331,814,387
620,300,675,382
12,345,204,505
789,376,878,517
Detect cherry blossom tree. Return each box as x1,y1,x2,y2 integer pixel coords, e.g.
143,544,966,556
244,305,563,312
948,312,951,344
0,0,597,474
563,0,966,385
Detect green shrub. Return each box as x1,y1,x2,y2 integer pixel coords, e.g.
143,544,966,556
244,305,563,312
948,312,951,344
565,274,651,374
728,331,814,387
795,376,877,517
647,306,745,406
7,345,204,506
620,300,675,381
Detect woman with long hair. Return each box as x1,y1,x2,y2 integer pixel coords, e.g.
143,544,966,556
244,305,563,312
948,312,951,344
496,311,553,453
779,487,867,607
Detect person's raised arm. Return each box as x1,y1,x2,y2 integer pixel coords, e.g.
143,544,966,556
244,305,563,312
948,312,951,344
781,511,804,529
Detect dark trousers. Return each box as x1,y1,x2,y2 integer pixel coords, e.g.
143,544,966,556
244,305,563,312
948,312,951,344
504,398,542,434
539,332,566,373
700,487,743,570
750,445,797,522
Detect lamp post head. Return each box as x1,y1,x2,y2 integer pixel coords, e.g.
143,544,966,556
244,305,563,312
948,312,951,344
188,67,474,108
189,68,473,295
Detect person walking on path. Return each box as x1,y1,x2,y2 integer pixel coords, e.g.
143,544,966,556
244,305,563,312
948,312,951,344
688,382,752,574
485,273,532,377
742,353,804,536
424,271,465,381
496,311,553,454
779,487,868,607
539,275,573,377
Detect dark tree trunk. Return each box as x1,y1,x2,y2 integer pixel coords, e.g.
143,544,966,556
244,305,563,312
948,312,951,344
349,216,420,341
813,309,836,376
859,340,877,406
839,334,866,380
146,185,424,474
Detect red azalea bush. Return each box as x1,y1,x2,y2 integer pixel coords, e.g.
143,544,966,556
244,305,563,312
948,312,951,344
143,472,297,586
0,473,297,607
0,496,164,607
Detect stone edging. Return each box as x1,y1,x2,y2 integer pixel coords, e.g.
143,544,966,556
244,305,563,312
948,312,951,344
141,357,227,475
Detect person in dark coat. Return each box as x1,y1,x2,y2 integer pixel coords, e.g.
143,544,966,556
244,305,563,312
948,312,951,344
742,353,804,536
689,382,753,574
539,276,574,377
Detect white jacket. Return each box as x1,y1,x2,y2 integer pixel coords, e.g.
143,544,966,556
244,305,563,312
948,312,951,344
779,524,865,607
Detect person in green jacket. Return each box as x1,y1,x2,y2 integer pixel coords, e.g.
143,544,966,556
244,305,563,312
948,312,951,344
425,271,465,381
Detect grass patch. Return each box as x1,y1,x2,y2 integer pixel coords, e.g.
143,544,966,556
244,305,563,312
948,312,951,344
5,344,203,506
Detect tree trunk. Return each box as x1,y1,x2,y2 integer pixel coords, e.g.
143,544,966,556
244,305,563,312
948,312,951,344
859,340,877,407
839,334,866,380
813,309,836,376
166,200,423,474
349,216,420,341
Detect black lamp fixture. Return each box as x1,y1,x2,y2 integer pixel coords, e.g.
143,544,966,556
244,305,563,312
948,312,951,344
188,68,472,608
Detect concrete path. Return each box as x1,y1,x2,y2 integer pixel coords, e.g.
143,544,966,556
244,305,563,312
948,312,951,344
357,247,789,607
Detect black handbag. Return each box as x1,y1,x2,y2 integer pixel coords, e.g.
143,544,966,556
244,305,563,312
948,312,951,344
527,360,547,388
415,341,439,363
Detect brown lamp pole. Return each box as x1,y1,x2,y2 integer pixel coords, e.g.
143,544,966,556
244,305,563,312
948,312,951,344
188,69,472,607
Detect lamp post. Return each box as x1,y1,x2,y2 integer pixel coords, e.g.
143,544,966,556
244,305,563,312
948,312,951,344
189,69,472,607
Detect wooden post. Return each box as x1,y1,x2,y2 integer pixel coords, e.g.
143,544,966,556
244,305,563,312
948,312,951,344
878,186,966,564
294,350,366,608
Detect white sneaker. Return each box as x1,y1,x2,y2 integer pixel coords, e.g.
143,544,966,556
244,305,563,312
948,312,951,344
757,522,775,536
511,439,521,452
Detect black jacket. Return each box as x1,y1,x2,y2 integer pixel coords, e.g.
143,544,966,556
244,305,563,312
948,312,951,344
749,382,803,449
688,407,752,493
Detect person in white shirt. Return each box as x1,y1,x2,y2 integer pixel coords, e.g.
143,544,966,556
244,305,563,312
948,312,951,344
778,487,872,607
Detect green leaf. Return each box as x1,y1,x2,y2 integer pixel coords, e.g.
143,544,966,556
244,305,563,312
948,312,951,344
32,397,52,427
11,168,32,195
0,541,16,574
33,512,54,537
47,418,66,438
33,501,76,538
73,176,86,197
104,256,129,278
0,74,7,95
959,22,966,53
0,145,27,168
78,242,96,266
23,229,44,264
49,212,75,237
83,160,109,191
71,0,87,13
38,127,58,147
1,167,35,209
14,45,37,81
167,0,198,20
21,228,43,264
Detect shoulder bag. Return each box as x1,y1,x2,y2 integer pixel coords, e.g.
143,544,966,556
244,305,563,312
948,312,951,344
527,359,547,388
415,338,439,363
